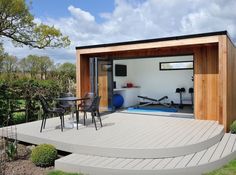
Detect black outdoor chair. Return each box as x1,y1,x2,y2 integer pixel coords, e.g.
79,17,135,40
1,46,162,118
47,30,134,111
76,93,94,126
39,95,65,132
79,96,102,130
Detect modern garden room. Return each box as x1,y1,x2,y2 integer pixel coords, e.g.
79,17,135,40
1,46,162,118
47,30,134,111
76,31,236,131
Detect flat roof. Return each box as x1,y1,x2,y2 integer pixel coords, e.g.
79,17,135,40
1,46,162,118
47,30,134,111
76,31,228,50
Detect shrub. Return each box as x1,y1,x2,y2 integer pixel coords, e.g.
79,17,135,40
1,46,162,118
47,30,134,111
31,144,57,167
6,141,17,161
13,112,26,124
230,120,236,134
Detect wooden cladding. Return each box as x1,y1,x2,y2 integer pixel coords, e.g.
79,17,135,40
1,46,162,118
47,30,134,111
76,34,236,131
226,38,236,130
194,45,219,122
76,53,90,98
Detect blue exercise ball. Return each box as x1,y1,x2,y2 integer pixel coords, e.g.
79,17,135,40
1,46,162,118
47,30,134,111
113,94,124,108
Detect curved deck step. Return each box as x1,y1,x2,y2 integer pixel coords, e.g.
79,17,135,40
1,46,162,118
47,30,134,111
55,133,236,175
11,113,225,158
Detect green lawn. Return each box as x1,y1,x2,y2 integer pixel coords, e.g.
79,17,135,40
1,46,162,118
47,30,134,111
204,159,236,175
48,170,83,175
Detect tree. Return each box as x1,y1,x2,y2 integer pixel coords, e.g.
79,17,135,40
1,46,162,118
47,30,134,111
2,55,17,73
24,55,40,78
18,57,28,75
38,56,53,79
58,63,76,80
0,0,70,49
0,43,7,72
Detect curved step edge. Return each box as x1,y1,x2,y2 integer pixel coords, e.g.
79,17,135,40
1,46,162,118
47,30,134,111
16,125,224,159
55,149,236,175
57,127,224,158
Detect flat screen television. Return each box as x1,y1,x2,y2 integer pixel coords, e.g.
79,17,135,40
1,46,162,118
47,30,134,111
115,64,127,76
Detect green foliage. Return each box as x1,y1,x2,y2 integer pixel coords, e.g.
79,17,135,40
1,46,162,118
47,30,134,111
18,55,54,79
6,141,17,161
31,144,58,167
57,63,76,79
2,55,17,73
13,112,25,124
48,171,83,175
204,159,236,175
0,43,8,72
56,63,76,93
230,121,236,134
0,78,66,125
38,56,54,79
0,0,70,49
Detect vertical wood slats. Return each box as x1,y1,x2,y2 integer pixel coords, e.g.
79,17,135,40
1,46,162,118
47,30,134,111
194,45,219,121
226,38,236,131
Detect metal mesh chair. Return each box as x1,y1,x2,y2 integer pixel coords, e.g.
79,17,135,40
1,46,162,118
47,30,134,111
76,93,94,126
39,95,65,132
80,96,102,130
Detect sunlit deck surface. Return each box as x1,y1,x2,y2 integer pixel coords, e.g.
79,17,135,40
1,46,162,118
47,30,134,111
1,112,236,175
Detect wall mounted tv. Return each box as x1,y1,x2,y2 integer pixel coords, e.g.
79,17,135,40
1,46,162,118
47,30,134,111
115,64,127,76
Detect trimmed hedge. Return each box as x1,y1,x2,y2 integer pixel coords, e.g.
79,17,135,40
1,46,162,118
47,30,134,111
31,144,58,167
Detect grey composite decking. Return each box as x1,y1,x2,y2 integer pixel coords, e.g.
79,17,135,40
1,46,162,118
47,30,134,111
55,133,236,175
1,112,234,175
0,112,224,158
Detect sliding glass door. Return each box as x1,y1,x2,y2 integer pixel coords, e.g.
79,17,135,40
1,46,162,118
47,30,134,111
90,57,114,112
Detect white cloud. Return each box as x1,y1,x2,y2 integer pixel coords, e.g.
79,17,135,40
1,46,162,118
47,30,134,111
68,5,95,22
2,0,236,63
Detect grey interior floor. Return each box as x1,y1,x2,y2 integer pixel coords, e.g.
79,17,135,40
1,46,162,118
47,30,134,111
138,104,193,114
118,104,194,119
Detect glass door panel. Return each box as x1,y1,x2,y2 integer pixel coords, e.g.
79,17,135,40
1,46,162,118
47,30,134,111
90,58,113,112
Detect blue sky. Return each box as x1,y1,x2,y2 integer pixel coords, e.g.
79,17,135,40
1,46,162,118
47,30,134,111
3,0,236,63
28,0,115,23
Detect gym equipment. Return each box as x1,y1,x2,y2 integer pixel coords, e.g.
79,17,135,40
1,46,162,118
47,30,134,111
112,94,124,108
127,107,178,113
176,87,186,109
189,88,194,108
137,95,174,108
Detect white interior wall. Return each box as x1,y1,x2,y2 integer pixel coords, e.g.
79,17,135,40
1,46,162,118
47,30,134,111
113,55,193,104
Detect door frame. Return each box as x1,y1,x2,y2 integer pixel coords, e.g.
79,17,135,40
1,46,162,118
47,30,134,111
90,57,114,112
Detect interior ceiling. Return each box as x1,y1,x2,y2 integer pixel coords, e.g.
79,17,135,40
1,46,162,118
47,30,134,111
83,43,218,59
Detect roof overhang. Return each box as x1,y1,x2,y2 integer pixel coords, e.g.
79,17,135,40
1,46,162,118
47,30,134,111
76,31,228,55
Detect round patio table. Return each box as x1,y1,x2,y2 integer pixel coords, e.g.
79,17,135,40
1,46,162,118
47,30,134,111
55,97,89,129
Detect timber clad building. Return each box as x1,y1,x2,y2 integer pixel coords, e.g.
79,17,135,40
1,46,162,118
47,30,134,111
76,31,236,131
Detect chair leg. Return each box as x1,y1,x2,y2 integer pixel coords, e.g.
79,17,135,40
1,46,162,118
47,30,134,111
92,112,97,130
62,114,65,127
60,115,63,132
76,112,79,130
76,110,79,122
97,111,102,127
40,115,45,132
43,116,47,129
83,112,86,126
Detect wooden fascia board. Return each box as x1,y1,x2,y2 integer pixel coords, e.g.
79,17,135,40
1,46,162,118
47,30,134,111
78,36,219,55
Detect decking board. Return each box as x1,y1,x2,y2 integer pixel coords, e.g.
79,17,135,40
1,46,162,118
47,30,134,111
0,112,224,159
55,134,236,175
